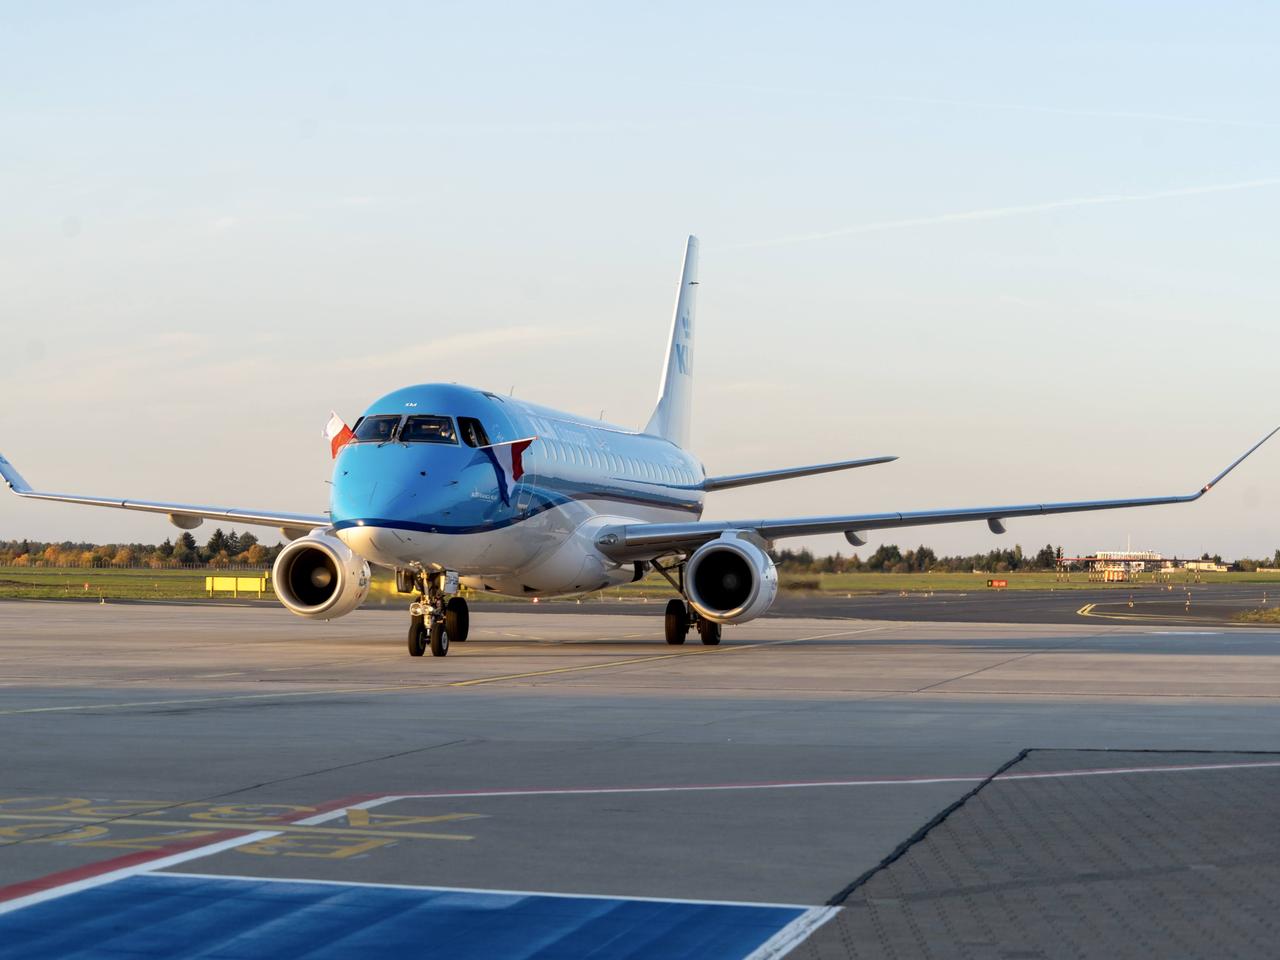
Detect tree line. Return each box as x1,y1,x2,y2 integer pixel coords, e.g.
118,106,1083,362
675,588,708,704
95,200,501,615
771,543,1064,574
0,531,284,568
771,544,1280,574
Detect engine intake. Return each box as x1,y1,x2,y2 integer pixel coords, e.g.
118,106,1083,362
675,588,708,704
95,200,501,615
685,535,778,624
272,533,371,620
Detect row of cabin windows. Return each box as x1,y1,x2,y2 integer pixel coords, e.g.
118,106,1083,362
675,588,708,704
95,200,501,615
348,414,693,485
533,439,694,485
350,415,491,447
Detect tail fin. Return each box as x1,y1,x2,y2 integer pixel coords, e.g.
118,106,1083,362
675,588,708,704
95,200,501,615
643,235,698,448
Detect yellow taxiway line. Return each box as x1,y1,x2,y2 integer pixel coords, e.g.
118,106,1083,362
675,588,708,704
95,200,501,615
0,812,473,841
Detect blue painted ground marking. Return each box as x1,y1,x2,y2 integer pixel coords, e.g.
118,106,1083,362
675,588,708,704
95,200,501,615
0,873,808,959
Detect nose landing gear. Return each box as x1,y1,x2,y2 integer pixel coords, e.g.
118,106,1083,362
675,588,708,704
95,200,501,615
405,570,469,657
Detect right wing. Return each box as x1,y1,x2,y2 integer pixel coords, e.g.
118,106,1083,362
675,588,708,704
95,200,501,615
0,453,328,540
596,427,1278,561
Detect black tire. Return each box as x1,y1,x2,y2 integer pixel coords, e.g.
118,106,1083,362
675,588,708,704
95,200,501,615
407,615,426,657
445,596,469,643
664,599,688,646
429,619,450,657
698,619,722,646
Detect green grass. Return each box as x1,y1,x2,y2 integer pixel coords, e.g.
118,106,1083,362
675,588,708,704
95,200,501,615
4,565,1279,604
0,567,238,601
1234,605,1280,623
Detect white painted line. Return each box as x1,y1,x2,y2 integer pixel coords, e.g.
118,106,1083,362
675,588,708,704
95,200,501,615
157,871,820,910
744,906,840,959
0,831,280,916
999,759,1280,781
297,779,986,811
295,758,1280,816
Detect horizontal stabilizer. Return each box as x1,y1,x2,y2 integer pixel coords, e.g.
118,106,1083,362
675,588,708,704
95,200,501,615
702,456,897,492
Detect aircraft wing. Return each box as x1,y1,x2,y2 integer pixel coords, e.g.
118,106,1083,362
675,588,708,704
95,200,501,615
0,453,328,539
595,428,1278,562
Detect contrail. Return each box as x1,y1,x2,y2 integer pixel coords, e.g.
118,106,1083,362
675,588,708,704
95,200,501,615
736,177,1280,249
707,82,1280,131
865,93,1280,131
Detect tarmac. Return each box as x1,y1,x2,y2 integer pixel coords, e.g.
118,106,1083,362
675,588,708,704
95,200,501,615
1,597,1279,957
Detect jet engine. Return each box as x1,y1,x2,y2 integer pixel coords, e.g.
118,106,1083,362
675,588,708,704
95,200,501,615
272,532,371,620
685,535,778,624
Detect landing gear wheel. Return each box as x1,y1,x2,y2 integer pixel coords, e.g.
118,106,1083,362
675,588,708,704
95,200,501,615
429,619,450,657
698,619,722,646
445,597,470,643
407,615,426,657
664,599,689,645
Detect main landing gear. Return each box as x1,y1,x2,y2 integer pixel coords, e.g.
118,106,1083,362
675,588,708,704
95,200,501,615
655,561,721,647
402,569,469,658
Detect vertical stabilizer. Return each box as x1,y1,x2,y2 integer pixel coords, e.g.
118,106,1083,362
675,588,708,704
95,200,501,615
643,235,698,449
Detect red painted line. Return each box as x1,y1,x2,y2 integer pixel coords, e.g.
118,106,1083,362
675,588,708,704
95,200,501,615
284,793,379,819
0,829,244,904
0,792,381,906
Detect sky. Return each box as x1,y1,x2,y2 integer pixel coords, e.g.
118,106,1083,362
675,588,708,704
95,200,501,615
2,1,1278,560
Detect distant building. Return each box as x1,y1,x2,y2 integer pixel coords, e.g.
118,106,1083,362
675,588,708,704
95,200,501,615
1093,550,1168,573
1184,560,1229,573
1058,550,1173,582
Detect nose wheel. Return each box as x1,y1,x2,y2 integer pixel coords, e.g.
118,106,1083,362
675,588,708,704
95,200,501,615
406,571,468,657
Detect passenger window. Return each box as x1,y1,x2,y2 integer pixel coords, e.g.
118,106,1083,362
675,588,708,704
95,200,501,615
401,416,457,444
458,417,491,448
353,415,401,443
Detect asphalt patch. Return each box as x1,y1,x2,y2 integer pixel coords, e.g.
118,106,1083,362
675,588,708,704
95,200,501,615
800,749,1280,959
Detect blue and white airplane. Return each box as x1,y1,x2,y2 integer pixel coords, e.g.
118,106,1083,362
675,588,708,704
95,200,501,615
2,237,1276,656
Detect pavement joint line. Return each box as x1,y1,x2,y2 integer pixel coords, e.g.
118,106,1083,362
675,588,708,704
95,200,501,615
445,626,891,688
0,626,893,713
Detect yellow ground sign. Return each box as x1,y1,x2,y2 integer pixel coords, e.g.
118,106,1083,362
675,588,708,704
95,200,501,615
205,575,269,598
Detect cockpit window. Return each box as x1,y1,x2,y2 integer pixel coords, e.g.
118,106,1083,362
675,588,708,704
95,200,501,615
402,415,457,444
458,417,491,447
353,415,401,443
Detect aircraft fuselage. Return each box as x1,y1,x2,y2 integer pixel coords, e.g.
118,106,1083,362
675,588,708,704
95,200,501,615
331,383,705,596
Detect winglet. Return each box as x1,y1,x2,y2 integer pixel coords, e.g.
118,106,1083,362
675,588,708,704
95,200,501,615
1199,426,1280,496
0,454,31,494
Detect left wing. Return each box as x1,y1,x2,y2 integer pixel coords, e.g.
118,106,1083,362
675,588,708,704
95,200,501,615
595,428,1278,561
0,453,328,539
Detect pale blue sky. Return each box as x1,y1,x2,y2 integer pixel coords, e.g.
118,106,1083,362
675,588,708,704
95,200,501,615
2,1,1278,558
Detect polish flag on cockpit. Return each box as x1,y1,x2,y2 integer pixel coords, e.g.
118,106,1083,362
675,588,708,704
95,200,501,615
482,437,535,505
323,411,354,459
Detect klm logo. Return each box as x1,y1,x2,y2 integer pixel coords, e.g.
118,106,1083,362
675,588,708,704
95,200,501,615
674,312,691,375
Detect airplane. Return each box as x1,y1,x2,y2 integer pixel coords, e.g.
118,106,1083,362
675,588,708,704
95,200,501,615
2,236,1276,657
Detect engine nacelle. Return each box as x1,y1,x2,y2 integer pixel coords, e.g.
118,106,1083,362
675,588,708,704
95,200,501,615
686,535,778,624
272,532,371,620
